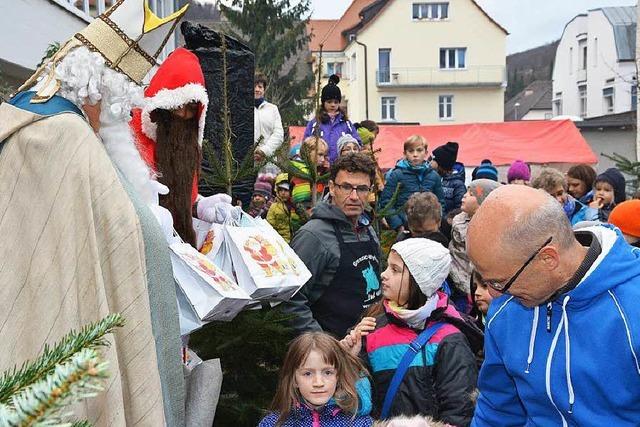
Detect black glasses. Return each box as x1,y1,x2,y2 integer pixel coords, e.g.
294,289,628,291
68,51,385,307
483,236,553,293
333,182,371,196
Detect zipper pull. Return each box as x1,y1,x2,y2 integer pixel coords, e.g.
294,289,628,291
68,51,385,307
546,302,553,332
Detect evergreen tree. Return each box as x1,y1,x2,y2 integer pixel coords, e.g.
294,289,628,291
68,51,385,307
220,0,313,126
0,314,124,426
602,152,640,195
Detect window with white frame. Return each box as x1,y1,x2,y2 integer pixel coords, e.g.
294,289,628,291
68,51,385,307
631,85,637,111
578,85,587,117
326,62,343,77
603,87,615,114
578,39,587,71
378,48,391,83
412,2,449,20
440,48,466,69
553,92,563,116
439,95,453,120
381,97,397,121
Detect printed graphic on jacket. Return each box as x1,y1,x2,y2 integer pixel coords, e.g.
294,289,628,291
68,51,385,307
355,256,381,307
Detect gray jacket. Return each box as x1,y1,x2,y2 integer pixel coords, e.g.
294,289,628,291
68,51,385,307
283,202,381,334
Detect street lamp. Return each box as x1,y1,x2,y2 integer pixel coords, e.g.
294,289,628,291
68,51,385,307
514,102,520,120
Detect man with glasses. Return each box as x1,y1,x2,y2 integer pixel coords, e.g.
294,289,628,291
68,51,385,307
283,153,382,338
468,185,640,427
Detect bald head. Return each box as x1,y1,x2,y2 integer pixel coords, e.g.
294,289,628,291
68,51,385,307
468,185,574,259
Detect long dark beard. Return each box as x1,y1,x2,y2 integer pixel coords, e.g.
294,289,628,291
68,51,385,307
154,109,201,247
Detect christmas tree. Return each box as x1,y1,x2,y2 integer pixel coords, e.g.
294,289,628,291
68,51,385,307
0,314,124,426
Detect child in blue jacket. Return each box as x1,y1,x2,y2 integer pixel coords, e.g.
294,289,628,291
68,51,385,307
378,135,444,231
259,332,373,427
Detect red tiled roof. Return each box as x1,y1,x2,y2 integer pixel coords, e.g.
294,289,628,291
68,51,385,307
289,120,596,168
307,0,377,52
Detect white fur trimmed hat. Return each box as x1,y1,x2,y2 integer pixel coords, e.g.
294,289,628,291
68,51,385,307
391,238,451,297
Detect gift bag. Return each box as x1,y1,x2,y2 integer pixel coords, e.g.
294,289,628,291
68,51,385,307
223,217,311,300
170,243,251,322
252,217,311,298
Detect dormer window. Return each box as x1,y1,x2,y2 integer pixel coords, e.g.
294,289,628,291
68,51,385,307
413,3,449,20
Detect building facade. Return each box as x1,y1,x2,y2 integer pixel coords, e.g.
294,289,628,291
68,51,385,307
552,6,637,119
0,0,179,86
307,0,507,125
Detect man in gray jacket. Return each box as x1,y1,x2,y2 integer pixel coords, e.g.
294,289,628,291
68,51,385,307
284,153,382,338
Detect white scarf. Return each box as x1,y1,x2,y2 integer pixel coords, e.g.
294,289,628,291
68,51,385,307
388,293,439,329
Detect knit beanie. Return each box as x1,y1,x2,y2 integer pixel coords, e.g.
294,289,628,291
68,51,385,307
337,134,359,154
507,160,531,183
357,126,375,146
431,142,459,170
472,159,499,181
321,74,342,103
391,238,451,297
609,200,640,238
469,179,501,205
253,177,273,199
595,168,626,204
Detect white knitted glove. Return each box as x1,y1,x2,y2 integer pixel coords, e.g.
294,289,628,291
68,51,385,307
196,193,236,223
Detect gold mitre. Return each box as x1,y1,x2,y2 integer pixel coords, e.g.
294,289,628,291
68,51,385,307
19,0,188,103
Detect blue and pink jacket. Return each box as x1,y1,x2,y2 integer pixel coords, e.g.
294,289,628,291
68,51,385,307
258,402,373,427
303,113,361,164
362,292,477,425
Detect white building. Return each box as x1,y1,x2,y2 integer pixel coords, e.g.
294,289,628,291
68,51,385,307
0,0,179,87
552,6,637,119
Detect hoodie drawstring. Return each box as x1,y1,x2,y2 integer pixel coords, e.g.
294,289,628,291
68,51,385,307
545,296,574,427
561,296,575,413
525,306,539,374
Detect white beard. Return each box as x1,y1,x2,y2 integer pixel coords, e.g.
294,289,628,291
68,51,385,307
98,119,159,206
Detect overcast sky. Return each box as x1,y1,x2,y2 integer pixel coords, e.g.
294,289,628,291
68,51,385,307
309,0,636,54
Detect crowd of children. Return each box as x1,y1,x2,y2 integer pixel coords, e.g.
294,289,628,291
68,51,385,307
244,75,640,426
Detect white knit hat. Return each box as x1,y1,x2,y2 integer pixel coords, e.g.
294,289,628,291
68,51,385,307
391,238,451,297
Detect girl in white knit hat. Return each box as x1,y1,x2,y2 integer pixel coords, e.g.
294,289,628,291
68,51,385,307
341,238,477,424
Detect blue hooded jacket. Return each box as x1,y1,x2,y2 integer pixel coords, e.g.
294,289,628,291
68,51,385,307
472,225,640,427
378,159,445,230
441,162,466,215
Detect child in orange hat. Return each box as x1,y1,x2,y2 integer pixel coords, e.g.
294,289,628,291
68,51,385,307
609,200,640,248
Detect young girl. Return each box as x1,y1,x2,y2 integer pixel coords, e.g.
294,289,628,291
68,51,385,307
291,136,330,214
304,74,361,164
342,238,477,425
259,332,373,427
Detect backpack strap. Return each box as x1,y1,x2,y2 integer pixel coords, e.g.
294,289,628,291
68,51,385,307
380,322,444,419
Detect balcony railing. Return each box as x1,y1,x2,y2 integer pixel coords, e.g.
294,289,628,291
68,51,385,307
376,66,505,88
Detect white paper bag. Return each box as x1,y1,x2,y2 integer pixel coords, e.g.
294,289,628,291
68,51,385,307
223,224,310,300
170,243,251,322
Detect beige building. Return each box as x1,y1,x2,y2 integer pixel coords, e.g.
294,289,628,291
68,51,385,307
307,0,507,124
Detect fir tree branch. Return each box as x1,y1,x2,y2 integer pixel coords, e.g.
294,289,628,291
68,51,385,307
0,314,124,405
0,348,109,426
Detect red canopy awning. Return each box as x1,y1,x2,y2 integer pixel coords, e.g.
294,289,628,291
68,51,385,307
289,120,597,169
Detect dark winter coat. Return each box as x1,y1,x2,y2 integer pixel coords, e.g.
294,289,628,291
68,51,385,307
303,113,361,164
259,403,373,427
378,159,445,230
282,202,381,335
362,295,478,425
441,163,466,215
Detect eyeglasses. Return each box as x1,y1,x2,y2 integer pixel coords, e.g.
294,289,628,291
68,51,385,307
483,236,553,293
333,182,371,196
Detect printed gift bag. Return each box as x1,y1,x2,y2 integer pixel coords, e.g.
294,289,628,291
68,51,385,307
170,242,251,322
223,218,311,300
